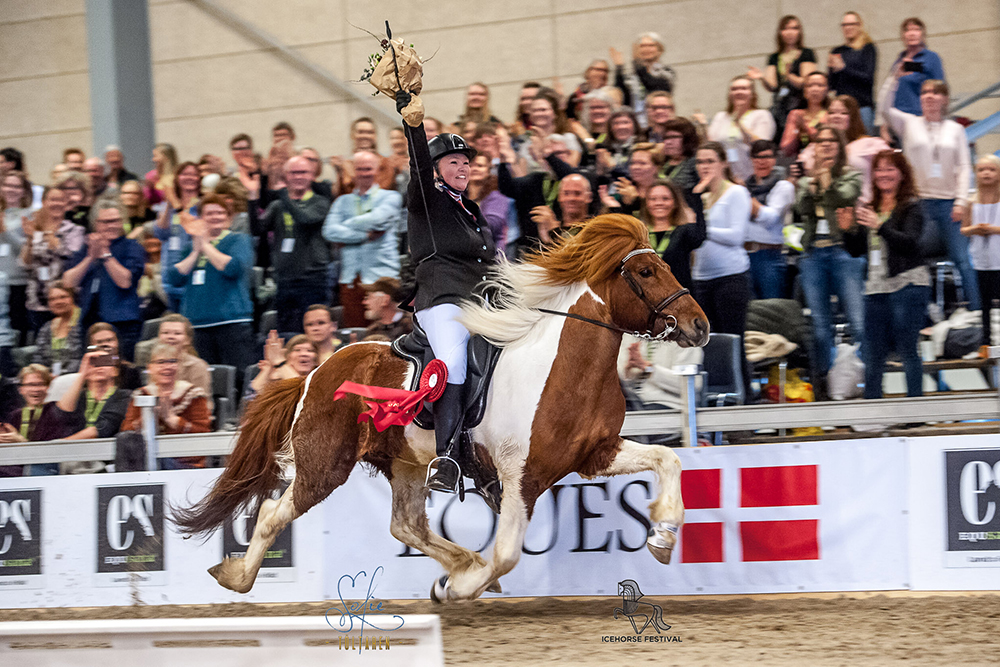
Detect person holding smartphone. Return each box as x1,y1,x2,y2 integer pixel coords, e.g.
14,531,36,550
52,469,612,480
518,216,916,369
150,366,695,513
886,17,945,117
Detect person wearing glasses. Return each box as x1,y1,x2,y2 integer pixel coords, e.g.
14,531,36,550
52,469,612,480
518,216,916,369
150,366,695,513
62,199,146,361
119,342,211,470
658,118,701,194
745,140,795,299
566,60,611,121
0,365,55,476
644,92,677,143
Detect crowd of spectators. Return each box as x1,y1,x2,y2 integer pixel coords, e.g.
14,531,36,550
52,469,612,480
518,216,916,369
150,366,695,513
0,13,990,473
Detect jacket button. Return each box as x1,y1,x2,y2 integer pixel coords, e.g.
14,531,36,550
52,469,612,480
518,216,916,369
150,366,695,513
476,228,481,232
482,245,487,250
477,258,482,263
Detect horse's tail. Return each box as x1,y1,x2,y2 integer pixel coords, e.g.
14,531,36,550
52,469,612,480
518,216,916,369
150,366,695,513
171,377,305,536
651,604,672,633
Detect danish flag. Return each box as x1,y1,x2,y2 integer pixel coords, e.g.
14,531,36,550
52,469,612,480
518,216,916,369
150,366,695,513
679,465,820,563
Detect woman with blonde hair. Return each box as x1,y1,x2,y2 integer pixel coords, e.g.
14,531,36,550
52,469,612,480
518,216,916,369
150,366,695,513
145,142,178,207
20,187,84,334
610,32,676,119
962,155,1000,345
457,82,500,127
120,179,155,237
703,75,776,182
828,11,878,133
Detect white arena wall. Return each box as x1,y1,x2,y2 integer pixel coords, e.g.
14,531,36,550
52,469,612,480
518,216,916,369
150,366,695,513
1,433,999,608
1,1,998,177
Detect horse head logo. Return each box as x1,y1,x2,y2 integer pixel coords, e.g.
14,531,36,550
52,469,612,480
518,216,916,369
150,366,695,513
614,579,671,634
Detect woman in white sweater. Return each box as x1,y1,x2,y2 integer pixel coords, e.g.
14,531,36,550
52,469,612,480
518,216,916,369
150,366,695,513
702,76,777,183
879,74,976,308
691,141,753,395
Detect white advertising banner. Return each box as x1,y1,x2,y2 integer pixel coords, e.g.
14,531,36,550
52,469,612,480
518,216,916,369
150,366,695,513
0,438,911,608
909,433,1000,590
0,470,326,608
323,439,910,599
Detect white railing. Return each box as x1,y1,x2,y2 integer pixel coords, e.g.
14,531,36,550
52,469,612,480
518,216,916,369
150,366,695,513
1,390,999,467
0,616,444,666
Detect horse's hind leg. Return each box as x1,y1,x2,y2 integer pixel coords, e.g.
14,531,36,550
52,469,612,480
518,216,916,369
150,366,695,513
389,459,487,577
209,480,300,593
593,439,684,564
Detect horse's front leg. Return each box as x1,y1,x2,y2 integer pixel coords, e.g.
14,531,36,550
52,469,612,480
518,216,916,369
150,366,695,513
388,459,487,577
593,439,683,564
433,472,530,602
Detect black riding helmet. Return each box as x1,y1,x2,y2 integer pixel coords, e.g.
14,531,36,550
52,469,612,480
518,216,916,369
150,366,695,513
428,133,477,164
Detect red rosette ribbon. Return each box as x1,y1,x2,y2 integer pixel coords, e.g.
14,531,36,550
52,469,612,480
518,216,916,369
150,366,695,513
333,359,448,432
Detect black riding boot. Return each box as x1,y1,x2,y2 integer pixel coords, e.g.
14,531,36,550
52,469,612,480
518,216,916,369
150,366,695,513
426,382,465,493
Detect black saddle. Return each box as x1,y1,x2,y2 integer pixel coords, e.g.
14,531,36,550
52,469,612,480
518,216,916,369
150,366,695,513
391,320,502,430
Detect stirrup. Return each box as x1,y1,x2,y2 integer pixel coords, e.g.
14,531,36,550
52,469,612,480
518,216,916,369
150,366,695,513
425,455,462,493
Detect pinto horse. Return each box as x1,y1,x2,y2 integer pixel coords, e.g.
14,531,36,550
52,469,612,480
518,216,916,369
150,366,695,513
172,214,708,601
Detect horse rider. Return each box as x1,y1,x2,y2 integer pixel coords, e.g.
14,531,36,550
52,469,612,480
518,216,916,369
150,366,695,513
395,90,499,494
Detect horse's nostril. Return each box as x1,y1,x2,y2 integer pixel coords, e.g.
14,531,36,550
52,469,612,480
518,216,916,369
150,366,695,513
694,317,709,337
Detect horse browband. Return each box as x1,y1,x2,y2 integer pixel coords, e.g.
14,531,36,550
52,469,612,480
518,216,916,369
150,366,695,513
536,248,689,341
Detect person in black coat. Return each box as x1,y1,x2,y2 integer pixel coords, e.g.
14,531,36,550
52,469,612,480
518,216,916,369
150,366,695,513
840,150,929,399
396,90,497,494
640,179,707,290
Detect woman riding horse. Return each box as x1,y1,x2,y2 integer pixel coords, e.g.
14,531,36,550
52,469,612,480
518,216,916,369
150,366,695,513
396,90,497,494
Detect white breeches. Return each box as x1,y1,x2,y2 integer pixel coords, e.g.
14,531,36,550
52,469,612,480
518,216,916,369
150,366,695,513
416,303,470,385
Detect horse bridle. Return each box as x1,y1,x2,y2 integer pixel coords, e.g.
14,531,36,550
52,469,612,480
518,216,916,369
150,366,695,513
536,248,691,341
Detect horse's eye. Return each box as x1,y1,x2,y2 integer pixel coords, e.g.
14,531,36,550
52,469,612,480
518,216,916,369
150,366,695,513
639,267,654,278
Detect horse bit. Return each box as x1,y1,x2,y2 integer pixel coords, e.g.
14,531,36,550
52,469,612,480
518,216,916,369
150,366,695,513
537,248,690,341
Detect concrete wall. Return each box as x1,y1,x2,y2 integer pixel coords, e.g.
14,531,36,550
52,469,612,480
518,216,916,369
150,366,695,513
2,0,998,181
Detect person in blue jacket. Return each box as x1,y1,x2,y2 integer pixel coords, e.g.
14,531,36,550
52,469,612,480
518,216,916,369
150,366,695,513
889,17,945,117
167,193,256,385
62,199,146,360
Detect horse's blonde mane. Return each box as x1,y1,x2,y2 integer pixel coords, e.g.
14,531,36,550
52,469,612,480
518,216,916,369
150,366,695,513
461,214,651,347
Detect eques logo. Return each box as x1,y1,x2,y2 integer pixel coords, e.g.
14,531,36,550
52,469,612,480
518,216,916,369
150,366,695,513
96,484,164,574
222,489,293,570
680,465,820,563
0,490,41,576
945,449,1000,564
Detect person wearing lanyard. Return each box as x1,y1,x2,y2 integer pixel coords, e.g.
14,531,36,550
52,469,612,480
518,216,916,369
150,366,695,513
792,126,863,397
658,118,700,193
530,174,594,245
45,347,131,473
640,179,706,290
323,151,403,328
168,193,256,386
153,161,200,313
250,156,332,335
0,365,54,476
32,283,83,375
395,89,498,495
841,151,930,399
702,75,777,183
961,156,1000,348
878,75,976,309
62,200,146,361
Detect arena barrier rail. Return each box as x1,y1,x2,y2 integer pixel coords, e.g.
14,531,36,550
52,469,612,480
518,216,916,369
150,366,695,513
0,615,444,666
1,390,1000,467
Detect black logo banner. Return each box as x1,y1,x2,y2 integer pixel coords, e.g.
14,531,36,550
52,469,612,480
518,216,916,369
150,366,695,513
945,449,1000,552
96,484,164,574
0,489,41,577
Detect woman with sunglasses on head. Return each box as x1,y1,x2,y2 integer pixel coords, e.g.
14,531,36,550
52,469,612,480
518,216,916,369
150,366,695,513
841,150,929,399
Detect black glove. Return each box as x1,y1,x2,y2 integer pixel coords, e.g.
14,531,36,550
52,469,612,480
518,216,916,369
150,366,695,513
395,90,412,115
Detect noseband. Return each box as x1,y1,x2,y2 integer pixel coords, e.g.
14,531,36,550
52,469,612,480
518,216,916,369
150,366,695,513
536,247,691,341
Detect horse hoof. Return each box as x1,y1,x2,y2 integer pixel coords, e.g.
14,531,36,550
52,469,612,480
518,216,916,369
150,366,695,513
647,522,679,565
486,579,502,594
429,574,450,604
